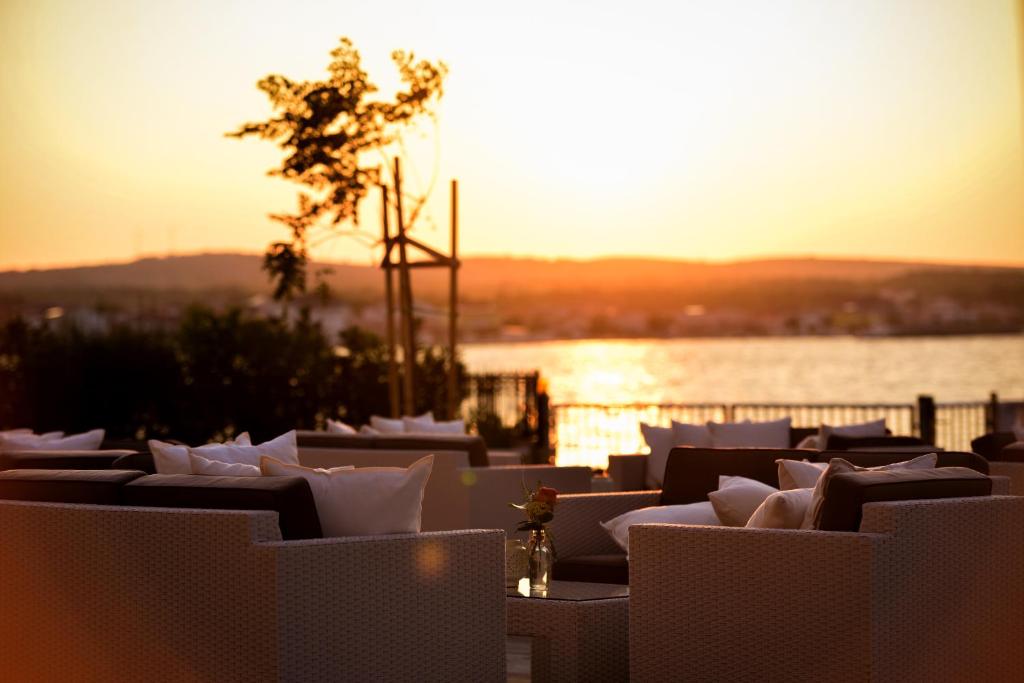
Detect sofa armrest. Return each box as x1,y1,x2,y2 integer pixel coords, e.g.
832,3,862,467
989,463,1024,496
608,454,649,490
990,474,1011,495
267,529,506,682
547,490,661,558
629,524,885,682
463,465,592,534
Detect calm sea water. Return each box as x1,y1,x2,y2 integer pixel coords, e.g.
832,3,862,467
463,335,1024,405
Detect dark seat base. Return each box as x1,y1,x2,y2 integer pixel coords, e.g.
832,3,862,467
553,553,629,584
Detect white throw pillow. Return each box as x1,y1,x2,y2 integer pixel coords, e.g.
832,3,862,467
777,459,828,490
706,418,791,448
188,452,261,477
0,430,60,449
818,418,887,447
1,428,105,452
640,422,675,489
801,453,938,529
795,434,820,450
1012,422,1024,441
189,431,298,468
670,420,713,448
149,431,257,474
326,419,357,434
259,454,433,537
403,417,465,435
369,415,406,433
746,488,814,529
600,502,720,552
708,476,779,526
359,425,381,435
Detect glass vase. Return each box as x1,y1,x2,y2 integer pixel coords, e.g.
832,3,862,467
527,528,553,593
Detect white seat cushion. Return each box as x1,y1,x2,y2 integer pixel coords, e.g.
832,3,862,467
708,475,779,526
746,488,813,529
601,502,720,552
260,454,433,537
707,418,791,448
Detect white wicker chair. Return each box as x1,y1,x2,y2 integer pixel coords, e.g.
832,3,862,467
629,495,1024,682
0,501,507,682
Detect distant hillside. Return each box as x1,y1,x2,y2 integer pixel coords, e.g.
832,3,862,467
0,252,1012,302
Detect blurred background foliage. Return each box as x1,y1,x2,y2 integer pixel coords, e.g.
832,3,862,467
0,307,464,443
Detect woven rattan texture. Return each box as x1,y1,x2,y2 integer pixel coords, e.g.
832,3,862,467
0,501,507,682
270,529,506,682
629,495,1024,682
548,491,661,558
507,594,628,682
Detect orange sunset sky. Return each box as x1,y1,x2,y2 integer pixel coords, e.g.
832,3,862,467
1,0,1022,271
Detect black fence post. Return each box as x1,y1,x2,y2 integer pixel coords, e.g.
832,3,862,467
535,388,551,465
987,392,999,433
918,395,936,445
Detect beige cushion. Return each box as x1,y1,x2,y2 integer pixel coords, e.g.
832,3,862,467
601,502,720,552
404,417,465,435
149,432,252,474
746,488,813,529
188,452,261,476
707,418,791,448
1,428,104,452
326,419,357,434
708,475,778,526
818,418,887,446
260,454,433,536
188,431,298,468
801,453,937,529
640,423,674,488
777,459,827,490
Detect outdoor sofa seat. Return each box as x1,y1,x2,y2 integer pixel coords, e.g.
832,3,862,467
549,447,999,584
297,442,593,534
0,449,138,472
628,491,1024,682
0,489,506,680
609,432,929,490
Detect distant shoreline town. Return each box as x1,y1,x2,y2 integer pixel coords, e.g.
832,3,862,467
1,252,1021,342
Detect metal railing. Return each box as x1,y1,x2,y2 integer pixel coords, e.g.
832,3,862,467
550,397,1017,469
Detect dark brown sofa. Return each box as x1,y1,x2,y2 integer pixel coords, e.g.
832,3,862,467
553,446,989,584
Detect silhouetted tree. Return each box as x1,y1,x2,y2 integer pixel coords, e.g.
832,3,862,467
228,37,447,301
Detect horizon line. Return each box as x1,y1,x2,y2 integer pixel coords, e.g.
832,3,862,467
3,248,1024,274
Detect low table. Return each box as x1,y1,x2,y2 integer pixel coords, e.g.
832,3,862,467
506,580,628,682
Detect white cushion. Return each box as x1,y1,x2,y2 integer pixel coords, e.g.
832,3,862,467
818,418,887,447
403,417,465,435
640,423,674,488
326,419,357,434
777,459,828,490
670,421,712,448
708,476,779,526
0,428,33,436
600,502,720,552
1,428,105,452
148,431,264,475
706,418,791,448
795,434,820,450
259,454,433,537
188,452,261,476
746,488,814,529
359,425,381,435
1013,422,1024,441
39,431,65,440
369,416,405,433
188,431,298,468
801,453,937,529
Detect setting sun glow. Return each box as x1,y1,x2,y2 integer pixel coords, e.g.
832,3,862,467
1,0,1022,269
